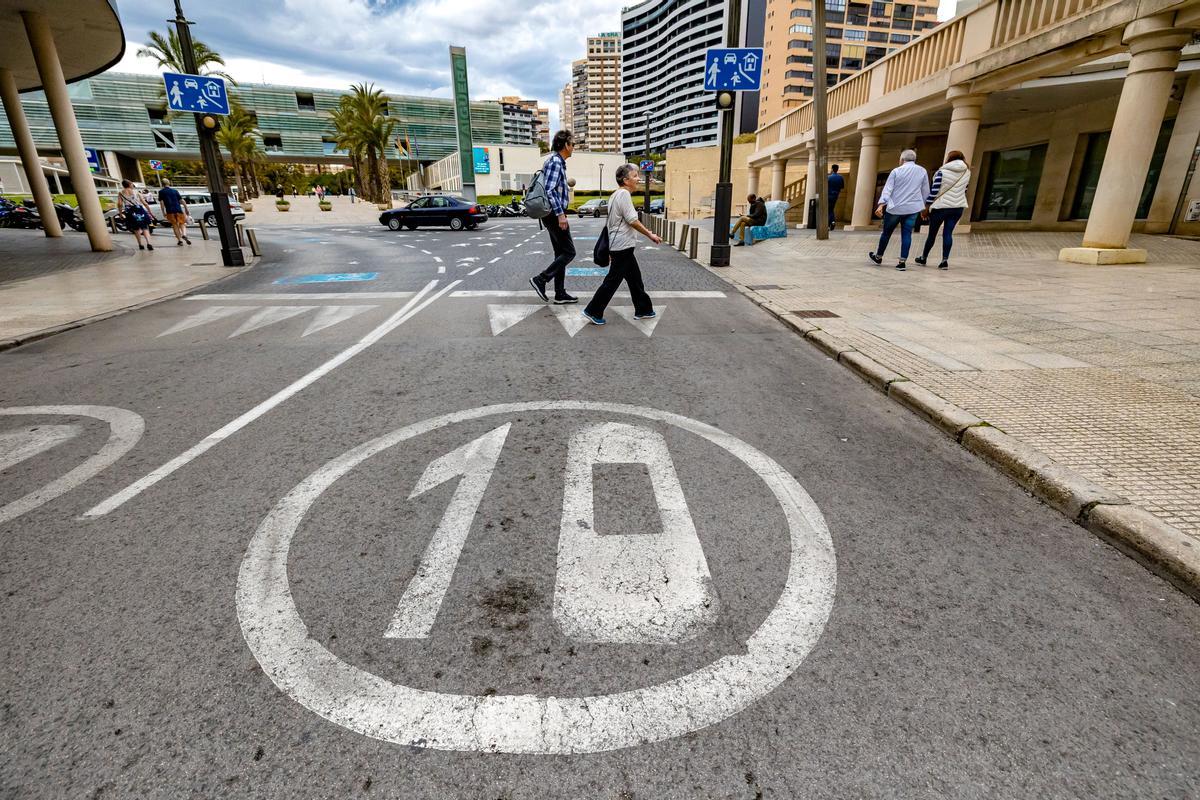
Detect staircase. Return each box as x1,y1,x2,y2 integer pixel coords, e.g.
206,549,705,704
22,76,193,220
783,178,806,225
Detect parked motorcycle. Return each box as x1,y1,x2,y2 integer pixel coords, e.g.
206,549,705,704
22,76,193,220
0,197,41,229
20,198,85,231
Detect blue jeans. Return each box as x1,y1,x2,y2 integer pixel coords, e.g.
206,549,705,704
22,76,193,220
921,207,964,262
875,211,918,260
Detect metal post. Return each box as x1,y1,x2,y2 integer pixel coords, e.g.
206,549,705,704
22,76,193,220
678,223,690,252
173,0,244,267
246,227,261,257
813,0,829,240
235,222,244,247
643,112,652,213
669,220,676,246
708,0,742,267
689,227,698,260
198,218,210,240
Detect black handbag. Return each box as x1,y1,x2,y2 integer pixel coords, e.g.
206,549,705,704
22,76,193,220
593,200,612,267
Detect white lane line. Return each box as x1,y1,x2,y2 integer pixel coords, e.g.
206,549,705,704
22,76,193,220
468,267,485,275
503,249,514,255
421,249,432,255
0,406,145,526
450,290,726,298
403,244,416,249
488,257,501,264
189,293,415,301
84,280,461,518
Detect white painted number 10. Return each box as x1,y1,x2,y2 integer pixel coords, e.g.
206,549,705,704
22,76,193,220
385,422,717,643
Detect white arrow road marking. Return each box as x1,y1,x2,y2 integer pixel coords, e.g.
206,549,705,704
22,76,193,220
550,305,589,337
0,406,144,525
189,293,415,301
302,305,377,337
229,306,316,338
86,280,460,518
612,306,664,337
384,424,511,639
555,422,717,643
159,306,255,337
0,424,82,472
487,304,543,336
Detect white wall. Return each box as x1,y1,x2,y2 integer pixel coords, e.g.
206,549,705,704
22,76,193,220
413,145,629,195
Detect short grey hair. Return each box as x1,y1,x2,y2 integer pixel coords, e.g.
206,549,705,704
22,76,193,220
615,163,639,186
900,149,917,163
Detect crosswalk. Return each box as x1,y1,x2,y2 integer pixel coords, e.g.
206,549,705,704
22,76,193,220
159,305,377,339
487,304,665,337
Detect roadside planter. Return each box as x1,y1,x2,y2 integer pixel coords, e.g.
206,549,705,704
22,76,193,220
276,200,290,212
378,202,391,211
319,201,332,212
242,201,254,212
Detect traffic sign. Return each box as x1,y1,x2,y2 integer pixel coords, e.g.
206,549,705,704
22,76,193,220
703,48,764,91
148,160,164,171
163,72,230,115
639,159,655,172
84,148,101,173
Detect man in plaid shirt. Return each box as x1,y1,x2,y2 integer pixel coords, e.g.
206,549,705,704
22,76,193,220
530,130,578,304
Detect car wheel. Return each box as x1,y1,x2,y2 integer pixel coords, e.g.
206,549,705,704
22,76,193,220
449,217,465,231
387,218,402,231
204,212,216,228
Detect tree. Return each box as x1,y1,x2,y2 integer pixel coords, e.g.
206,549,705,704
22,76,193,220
328,83,396,203
136,29,237,83
734,133,757,144
215,102,264,198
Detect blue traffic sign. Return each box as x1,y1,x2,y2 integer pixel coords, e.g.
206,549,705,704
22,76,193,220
148,160,164,171
639,159,655,172
84,148,101,173
703,48,764,92
163,72,230,115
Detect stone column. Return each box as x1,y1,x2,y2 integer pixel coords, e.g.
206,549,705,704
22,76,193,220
848,125,882,230
1145,72,1200,233
747,165,761,198
770,157,786,203
22,10,111,251
1061,14,1193,264
0,67,62,237
944,87,986,163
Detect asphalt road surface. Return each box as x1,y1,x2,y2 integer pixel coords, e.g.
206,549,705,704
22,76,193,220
2,218,1198,799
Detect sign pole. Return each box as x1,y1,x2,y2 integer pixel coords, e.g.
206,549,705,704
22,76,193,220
643,112,651,213
709,0,742,268
813,0,829,240
171,0,243,266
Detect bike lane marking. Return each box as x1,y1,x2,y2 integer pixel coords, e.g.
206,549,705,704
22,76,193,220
236,401,837,754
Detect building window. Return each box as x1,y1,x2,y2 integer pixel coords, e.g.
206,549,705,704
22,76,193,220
296,92,316,112
1070,121,1174,220
263,134,283,152
979,144,1048,221
790,24,813,34
147,106,169,126
152,129,176,149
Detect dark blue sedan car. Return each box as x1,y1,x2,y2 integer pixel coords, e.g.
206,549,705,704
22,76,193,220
380,195,488,231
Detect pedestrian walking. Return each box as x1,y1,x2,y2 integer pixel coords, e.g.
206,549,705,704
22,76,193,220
529,130,579,304
582,163,663,325
349,186,356,204
915,150,970,270
731,194,767,246
827,164,845,229
157,178,191,246
869,149,930,271
117,179,154,251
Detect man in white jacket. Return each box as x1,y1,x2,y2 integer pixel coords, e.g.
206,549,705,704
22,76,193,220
869,149,930,271
915,150,971,270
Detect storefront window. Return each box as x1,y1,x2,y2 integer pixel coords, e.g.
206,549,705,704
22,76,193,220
979,144,1048,221
1070,120,1175,220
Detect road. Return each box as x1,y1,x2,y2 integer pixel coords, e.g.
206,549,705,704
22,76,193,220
1,217,1198,799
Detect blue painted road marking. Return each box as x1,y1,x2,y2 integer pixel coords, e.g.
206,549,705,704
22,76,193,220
274,273,379,285
567,267,608,277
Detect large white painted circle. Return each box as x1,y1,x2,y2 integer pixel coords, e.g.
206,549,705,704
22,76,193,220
236,401,836,754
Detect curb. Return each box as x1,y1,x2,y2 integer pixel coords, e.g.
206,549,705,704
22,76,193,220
0,251,260,353
715,269,1200,601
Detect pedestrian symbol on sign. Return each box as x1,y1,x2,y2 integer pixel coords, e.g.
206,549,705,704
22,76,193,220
703,48,764,92
162,71,230,115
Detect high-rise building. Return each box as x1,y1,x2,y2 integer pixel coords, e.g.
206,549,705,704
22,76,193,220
565,33,622,152
758,1,941,126
558,81,574,140
498,102,535,146
620,0,765,155
499,96,551,144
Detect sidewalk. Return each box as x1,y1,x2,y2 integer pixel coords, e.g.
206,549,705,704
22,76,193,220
241,194,389,226
0,229,251,347
693,224,1200,559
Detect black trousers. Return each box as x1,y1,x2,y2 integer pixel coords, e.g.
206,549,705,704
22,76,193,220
537,221,576,296
585,248,653,318
920,207,964,261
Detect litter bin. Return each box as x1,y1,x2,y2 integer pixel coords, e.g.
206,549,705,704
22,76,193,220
807,198,818,230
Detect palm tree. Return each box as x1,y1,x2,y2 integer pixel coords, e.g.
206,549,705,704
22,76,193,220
329,83,395,203
215,102,263,198
137,30,236,83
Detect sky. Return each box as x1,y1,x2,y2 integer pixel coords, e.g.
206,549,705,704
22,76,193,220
112,0,960,131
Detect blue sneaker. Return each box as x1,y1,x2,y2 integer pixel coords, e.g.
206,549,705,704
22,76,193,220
582,310,605,325
633,310,657,320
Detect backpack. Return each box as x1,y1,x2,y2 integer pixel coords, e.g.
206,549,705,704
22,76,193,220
523,169,552,219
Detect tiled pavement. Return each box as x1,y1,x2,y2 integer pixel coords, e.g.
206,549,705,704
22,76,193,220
696,228,1200,537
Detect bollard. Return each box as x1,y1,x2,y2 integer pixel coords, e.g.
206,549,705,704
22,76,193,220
198,220,210,241
689,227,698,260
235,222,245,248
108,216,118,234
678,224,690,252
246,227,261,257
668,221,676,246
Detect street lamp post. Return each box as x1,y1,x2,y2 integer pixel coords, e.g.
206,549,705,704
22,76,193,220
171,0,243,267
643,112,651,213
599,163,604,195
708,0,742,267
813,0,829,240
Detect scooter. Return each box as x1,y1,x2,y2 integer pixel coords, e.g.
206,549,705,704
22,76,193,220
20,198,85,231
0,197,41,229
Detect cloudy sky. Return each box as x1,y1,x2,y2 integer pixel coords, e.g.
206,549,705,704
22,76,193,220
113,0,959,129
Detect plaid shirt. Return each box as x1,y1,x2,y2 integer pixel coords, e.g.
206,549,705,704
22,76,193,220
543,152,569,216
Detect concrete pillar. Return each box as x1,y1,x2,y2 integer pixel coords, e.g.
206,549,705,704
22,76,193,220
22,10,111,251
1145,72,1200,233
944,87,986,163
770,157,786,202
747,166,760,197
0,67,62,237
849,126,882,230
1061,14,1192,264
